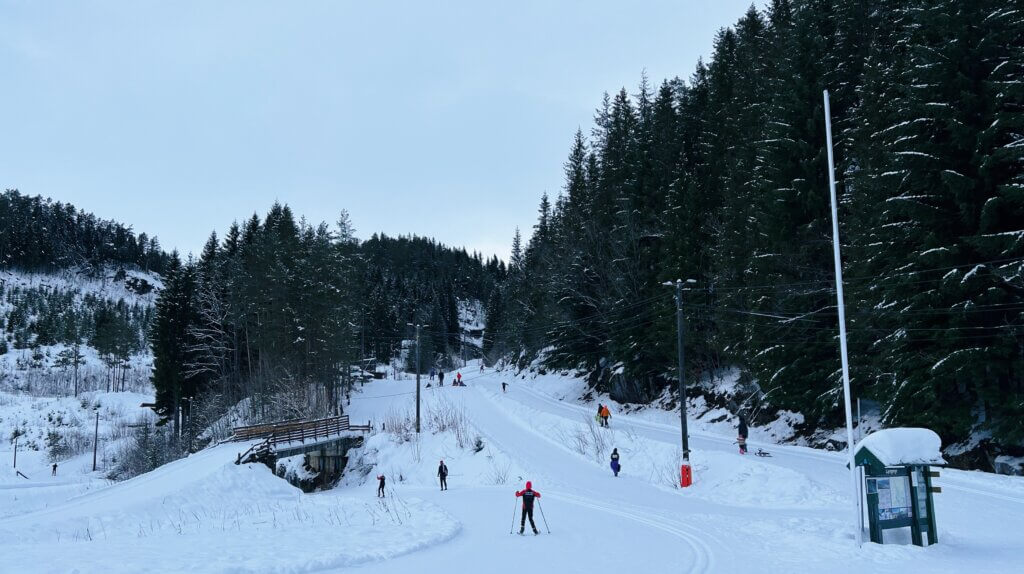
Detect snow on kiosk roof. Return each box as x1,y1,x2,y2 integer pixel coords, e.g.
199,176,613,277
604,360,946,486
854,427,946,467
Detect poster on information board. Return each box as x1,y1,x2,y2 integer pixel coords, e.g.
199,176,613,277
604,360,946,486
874,477,912,521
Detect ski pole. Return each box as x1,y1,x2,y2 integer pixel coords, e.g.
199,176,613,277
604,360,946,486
537,499,551,534
509,499,518,534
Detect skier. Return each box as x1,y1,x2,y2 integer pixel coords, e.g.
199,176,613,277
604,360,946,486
51,463,57,477
438,459,449,491
599,404,611,428
515,480,541,535
456,372,463,385
596,404,604,424
377,474,386,497
737,413,749,455
439,372,445,386
610,448,620,477
429,368,436,381
502,382,508,393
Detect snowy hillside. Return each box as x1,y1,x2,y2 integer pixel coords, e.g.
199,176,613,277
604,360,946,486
2,363,1021,573
0,267,160,395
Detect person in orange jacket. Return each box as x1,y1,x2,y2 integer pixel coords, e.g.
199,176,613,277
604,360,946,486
599,405,611,427
515,481,541,535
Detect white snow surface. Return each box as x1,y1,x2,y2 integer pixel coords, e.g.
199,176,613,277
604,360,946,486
1,363,1022,573
856,428,947,466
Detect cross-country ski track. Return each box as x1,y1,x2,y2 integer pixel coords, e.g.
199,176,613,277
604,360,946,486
337,368,1024,574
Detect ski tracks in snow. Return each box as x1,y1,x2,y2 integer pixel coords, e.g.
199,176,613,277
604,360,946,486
462,383,723,573
550,490,715,573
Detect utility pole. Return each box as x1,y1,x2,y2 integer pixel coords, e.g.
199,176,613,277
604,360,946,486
12,435,17,468
669,279,696,487
824,89,862,546
410,324,427,433
416,324,422,433
92,411,99,472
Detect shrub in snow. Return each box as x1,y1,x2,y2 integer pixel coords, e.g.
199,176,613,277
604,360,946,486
108,423,184,481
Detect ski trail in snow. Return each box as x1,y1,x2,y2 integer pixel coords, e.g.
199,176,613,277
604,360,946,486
508,378,1024,507
550,490,714,573
457,382,725,572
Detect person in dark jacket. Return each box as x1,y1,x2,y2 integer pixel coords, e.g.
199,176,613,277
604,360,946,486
439,372,445,386
737,414,749,454
438,460,449,490
377,474,386,497
610,448,620,477
515,481,541,534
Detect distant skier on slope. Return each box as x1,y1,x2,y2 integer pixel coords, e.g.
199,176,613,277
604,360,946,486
502,382,508,393
439,371,445,386
438,459,449,491
737,414,749,455
599,405,611,428
515,481,541,535
456,372,463,385
596,404,604,424
429,368,436,381
377,474,386,497
610,448,620,477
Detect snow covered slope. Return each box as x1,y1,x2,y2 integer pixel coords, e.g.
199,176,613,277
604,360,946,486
0,267,160,395
0,442,459,573
1,363,1021,573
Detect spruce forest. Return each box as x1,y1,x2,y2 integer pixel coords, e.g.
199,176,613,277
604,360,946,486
484,0,1024,456
149,203,499,443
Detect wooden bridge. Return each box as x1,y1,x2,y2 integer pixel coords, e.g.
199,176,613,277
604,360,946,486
230,415,370,464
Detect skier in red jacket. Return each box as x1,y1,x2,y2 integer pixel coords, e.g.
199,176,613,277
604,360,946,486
515,481,541,534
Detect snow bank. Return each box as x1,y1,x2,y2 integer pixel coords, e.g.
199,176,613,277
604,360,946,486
855,428,946,466
0,443,460,573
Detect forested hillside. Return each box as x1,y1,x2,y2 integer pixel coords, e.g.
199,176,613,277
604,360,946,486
1,190,166,396
1,189,170,274
485,0,1023,462
149,204,499,442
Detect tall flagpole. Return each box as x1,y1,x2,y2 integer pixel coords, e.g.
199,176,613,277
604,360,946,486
823,89,862,546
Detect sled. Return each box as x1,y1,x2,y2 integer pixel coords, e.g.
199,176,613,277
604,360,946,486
754,449,772,457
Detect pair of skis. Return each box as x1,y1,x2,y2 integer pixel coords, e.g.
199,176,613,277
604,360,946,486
509,500,551,535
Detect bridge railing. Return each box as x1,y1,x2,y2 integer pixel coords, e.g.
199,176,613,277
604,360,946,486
230,415,370,446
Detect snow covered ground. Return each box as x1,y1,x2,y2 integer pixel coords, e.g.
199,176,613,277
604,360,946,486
1,364,1022,573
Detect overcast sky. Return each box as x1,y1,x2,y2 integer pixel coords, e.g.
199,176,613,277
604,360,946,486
1,0,759,261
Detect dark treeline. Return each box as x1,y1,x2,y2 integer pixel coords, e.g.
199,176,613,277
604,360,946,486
485,0,1023,454
150,203,499,442
361,234,501,369
1,189,170,274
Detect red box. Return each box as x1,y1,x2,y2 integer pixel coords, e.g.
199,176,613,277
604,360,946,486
680,464,693,488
